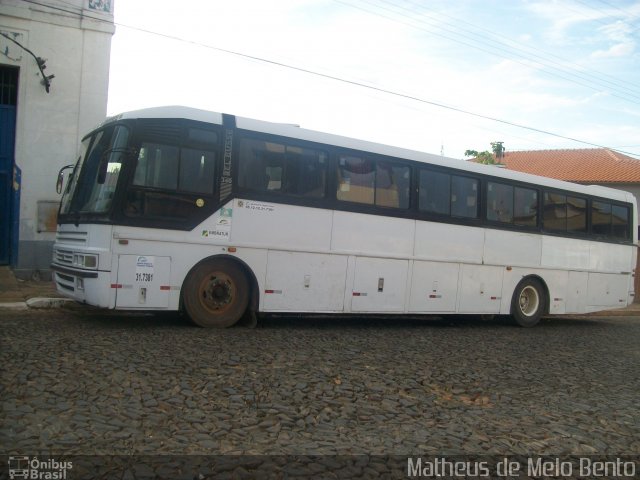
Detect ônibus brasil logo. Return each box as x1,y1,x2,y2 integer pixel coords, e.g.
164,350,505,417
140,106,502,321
8,456,72,479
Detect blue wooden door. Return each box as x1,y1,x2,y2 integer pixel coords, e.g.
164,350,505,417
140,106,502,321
0,105,16,265
0,66,18,265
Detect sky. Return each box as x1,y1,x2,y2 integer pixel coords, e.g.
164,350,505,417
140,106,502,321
106,0,640,161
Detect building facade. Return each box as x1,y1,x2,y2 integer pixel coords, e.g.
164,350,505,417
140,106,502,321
0,0,114,278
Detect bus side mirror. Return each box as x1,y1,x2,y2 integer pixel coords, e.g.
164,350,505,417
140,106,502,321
56,172,64,194
56,164,75,194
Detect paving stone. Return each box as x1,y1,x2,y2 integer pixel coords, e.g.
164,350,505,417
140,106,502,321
1,309,639,457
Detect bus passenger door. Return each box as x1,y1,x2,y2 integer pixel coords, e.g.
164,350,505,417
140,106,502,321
115,255,171,308
351,257,408,312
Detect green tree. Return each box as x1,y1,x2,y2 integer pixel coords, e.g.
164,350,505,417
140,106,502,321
491,141,505,160
464,149,496,164
465,141,505,165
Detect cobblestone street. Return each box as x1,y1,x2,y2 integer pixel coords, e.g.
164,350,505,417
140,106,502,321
2,310,639,458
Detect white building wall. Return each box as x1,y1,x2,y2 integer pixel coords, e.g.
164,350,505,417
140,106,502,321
0,0,114,278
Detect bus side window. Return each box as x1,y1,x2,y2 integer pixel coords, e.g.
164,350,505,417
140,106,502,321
126,141,216,220
419,169,450,215
179,149,216,195
514,187,538,227
543,192,567,231
283,147,326,198
238,139,326,198
337,156,375,205
612,205,630,240
567,196,587,233
238,139,285,192
592,201,612,236
133,143,180,190
375,161,409,209
487,181,513,223
451,175,478,218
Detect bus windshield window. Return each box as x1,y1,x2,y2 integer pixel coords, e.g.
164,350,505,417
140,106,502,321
59,137,90,215
62,125,130,215
79,126,129,213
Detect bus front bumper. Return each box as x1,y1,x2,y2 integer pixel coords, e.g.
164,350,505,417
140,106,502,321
50,263,114,308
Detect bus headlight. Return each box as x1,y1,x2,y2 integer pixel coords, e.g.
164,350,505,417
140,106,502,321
73,254,98,269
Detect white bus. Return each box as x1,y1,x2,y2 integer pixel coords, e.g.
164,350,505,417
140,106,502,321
52,106,637,327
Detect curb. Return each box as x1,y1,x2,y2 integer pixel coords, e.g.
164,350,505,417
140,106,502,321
0,297,74,310
26,297,75,309
0,302,29,310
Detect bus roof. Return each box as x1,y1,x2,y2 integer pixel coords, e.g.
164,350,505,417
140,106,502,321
106,106,633,204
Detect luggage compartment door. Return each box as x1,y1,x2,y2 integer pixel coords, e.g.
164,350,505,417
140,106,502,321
351,257,408,312
116,255,171,308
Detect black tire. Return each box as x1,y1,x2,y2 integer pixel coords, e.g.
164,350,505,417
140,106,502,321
183,259,249,328
511,277,546,327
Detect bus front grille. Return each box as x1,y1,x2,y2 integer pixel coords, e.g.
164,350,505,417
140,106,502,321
54,249,74,266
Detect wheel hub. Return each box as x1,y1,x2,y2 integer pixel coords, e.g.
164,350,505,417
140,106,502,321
203,275,233,310
519,286,539,317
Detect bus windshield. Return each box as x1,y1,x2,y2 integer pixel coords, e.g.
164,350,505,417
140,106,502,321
60,124,130,216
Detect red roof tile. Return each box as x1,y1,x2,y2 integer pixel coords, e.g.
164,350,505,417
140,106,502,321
493,148,640,183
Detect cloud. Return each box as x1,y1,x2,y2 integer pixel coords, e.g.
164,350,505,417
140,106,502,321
592,42,636,58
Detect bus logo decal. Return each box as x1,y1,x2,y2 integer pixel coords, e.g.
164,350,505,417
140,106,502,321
220,129,233,201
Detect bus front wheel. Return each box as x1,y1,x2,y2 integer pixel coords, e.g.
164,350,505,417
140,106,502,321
183,259,249,328
511,278,545,328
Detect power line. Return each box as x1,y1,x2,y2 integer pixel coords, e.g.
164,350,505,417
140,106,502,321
384,0,640,97
338,0,640,104
595,0,639,17
17,0,640,158
112,23,640,158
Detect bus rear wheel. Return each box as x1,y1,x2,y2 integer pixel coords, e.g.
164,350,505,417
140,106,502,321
183,259,249,328
511,278,545,327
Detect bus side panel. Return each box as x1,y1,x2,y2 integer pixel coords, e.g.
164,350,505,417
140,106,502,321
232,200,333,252
483,229,541,267
541,236,591,270
587,273,629,309
566,271,589,313
457,265,503,314
630,245,637,305
414,221,483,264
332,211,414,257
408,261,459,312
351,257,408,312
589,242,634,272
263,251,347,312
